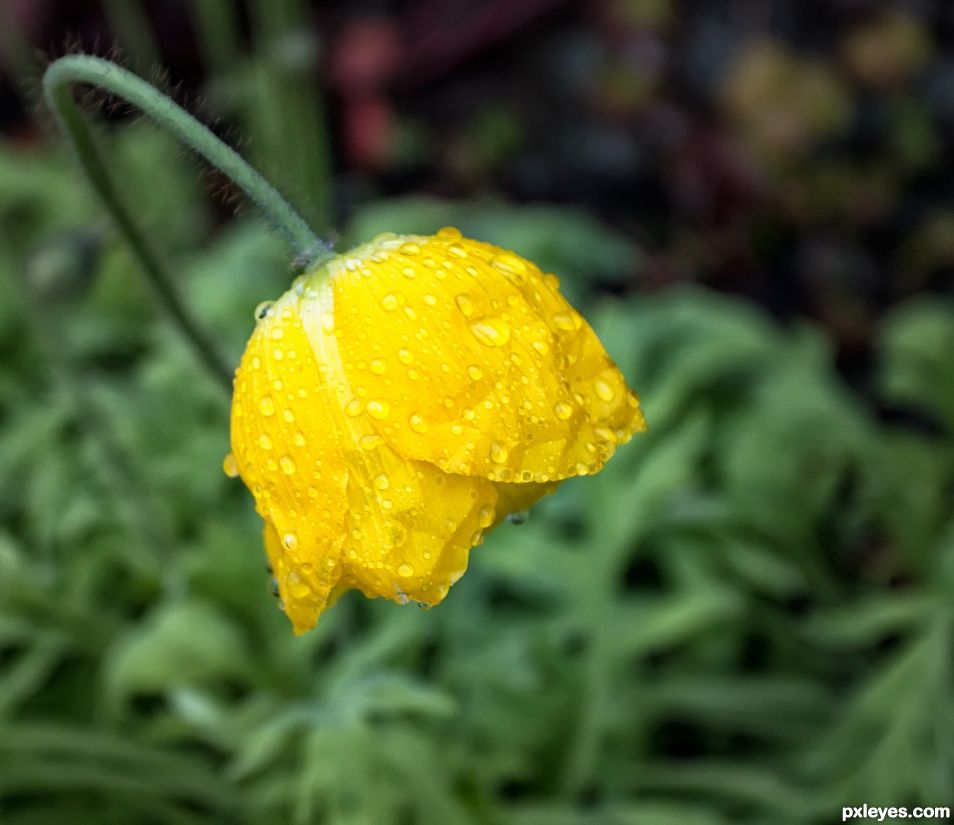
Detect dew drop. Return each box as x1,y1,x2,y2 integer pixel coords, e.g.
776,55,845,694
554,401,573,420
477,504,495,528
409,413,428,433
594,378,615,402
423,293,437,306
381,293,401,311
490,441,510,464
399,242,420,256
467,364,483,381
492,253,527,277
544,273,561,291
594,426,618,443
283,408,295,423
374,473,390,491
270,327,284,340
345,398,364,417
360,434,383,451
293,431,306,447
286,570,312,598
438,226,462,239
447,242,468,258
254,301,273,320
366,399,390,420
222,453,239,478
260,397,276,417
532,340,550,356
553,312,581,332
283,532,298,550
280,455,297,475
398,563,414,578
370,358,387,375
451,423,464,436
469,317,511,347
320,313,334,334
401,265,417,278
259,433,273,450
271,347,284,361
398,348,413,364
455,293,476,317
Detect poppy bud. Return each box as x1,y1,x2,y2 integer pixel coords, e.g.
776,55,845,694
227,228,646,633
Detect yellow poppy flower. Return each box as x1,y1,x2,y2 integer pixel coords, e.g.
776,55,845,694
227,227,646,633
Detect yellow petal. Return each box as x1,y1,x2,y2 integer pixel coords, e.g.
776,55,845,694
230,229,648,633
296,279,499,608
326,231,646,484
231,292,351,633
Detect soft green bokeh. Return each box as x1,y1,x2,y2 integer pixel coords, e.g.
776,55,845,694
1,118,952,825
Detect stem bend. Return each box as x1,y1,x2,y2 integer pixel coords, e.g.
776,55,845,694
42,55,326,390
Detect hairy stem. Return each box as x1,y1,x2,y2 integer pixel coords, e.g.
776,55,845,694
42,55,326,390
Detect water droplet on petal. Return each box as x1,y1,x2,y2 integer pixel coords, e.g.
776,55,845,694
286,570,312,598
293,431,306,446
320,313,335,334
492,253,527,278
490,441,510,464
477,504,495,528
553,312,582,332
254,301,273,320
345,398,364,417
374,473,390,490
594,426,618,443
532,340,550,356
222,453,239,478
398,348,413,364
467,364,483,381
594,378,615,402
455,293,476,317
469,317,511,347
409,413,428,433
259,396,276,416
282,408,295,423
438,226,462,239
381,293,401,311
554,401,573,420
370,358,387,374
280,455,297,475
283,532,298,550
360,434,383,451
400,242,420,256
270,327,284,340
367,399,390,420
401,265,416,278
398,563,414,577
259,433,273,450
271,347,284,361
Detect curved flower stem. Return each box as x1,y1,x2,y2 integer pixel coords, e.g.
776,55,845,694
42,55,327,390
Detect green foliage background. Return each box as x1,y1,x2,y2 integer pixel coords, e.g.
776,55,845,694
1,124,952,824
1,1,954,820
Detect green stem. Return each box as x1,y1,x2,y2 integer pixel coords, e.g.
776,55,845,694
42,55,326,390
